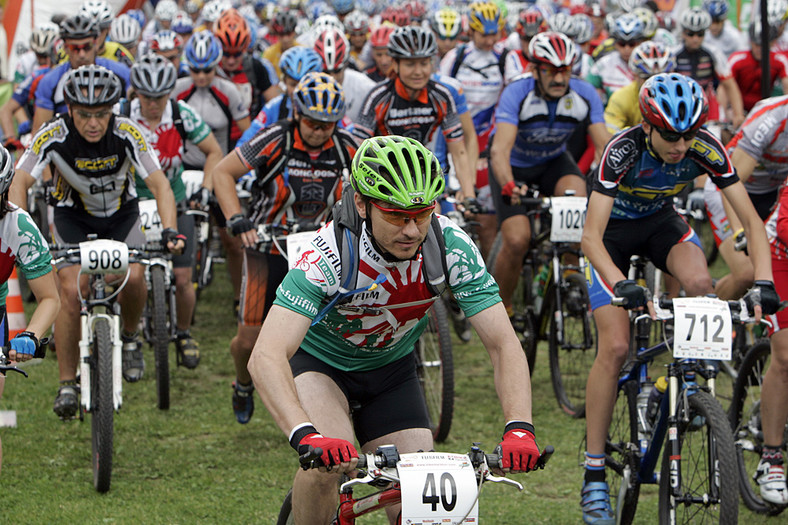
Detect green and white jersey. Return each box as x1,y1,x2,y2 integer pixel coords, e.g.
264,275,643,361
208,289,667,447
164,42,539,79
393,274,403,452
273,214,500,372
0,205,53,304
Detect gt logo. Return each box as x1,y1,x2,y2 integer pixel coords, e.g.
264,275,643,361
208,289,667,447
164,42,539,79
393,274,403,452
690,140,724,166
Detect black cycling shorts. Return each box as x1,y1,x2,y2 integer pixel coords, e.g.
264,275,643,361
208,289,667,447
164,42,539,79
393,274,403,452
603,206,697,274
489,151,583,222
53,201,146,247
172,212,196,269
289,349,431,446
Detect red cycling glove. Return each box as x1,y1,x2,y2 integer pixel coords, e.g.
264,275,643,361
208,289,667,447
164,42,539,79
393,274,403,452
498,422,540,472
294,429,358,467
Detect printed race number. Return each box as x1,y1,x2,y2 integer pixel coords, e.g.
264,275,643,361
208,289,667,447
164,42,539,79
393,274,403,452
139,199,163,242
550,196,587,243
79,239,129,274
399,453,478,523
672,297,732,360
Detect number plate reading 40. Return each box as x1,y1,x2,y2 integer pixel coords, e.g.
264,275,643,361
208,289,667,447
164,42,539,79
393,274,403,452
550,197,586,243
79,240,129,274
673,297,732,360
399,453,479,523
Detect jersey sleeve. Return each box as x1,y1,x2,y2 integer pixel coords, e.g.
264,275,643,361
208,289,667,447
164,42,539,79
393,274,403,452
709,45,731,79
688,129,738,189
352,84,383,141
436,83,463,142
495,78,528,126
16,118,68,179
235,123,284,172
586,60,603,89
177,100,212,145
593,127,642,196
15,209,53,280
115,117,162,179
33,67,60,111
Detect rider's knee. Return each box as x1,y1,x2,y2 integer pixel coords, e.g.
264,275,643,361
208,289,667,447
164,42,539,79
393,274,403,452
682,273,714,297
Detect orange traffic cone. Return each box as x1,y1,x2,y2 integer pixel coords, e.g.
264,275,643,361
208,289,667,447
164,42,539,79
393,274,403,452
7,268,26,339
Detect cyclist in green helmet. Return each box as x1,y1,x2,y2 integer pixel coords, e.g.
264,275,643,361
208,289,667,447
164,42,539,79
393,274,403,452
248,135,542,523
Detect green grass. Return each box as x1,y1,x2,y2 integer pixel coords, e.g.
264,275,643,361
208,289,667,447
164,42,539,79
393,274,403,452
0,252,780,523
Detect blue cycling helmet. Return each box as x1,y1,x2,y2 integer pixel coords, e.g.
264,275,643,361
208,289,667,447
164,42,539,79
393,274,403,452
293,71,346,122
703,0,729,20
171,13,194,35
611,13,645,42
126,9,146,29
184,31,223,69
331,0,355,16
279,46,324,81
639,73,708,133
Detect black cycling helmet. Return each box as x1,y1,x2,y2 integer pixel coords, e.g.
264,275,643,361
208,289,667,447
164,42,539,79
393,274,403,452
64,64,123,107
60,13,99,40
131,54,178,97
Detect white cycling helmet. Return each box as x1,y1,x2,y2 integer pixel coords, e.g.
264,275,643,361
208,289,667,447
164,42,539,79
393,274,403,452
80,0,114,30
155,0,179,22
30,23,60,55
680,7,712,32
0,145,14,196
110,15,142,47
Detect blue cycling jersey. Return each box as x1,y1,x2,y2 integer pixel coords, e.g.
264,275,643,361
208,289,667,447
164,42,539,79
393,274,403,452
494,76,604,168
237,93,292,148
593,125,739,220
34,58,131,114
431,73,469,177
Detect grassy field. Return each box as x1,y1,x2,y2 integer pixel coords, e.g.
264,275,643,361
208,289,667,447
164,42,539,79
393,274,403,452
0,256,781,524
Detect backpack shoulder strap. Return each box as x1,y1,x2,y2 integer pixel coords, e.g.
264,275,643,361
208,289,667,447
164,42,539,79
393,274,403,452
331,183,363,292
450,44,468,78
421,215,448,297
242,55,260,88
498,48,509,77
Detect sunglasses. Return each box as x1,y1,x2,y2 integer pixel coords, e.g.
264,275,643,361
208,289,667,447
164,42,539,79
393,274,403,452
66,41,94,53
74,108,112,120
224,51,243,58
371,200,436,227
684,30,705,37
615,40,641,48
538,64,571,76
190,66,215,74
300,117,335,131
655,127,698,143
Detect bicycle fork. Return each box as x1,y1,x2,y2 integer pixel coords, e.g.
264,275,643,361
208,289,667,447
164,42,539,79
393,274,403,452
79,308,123,412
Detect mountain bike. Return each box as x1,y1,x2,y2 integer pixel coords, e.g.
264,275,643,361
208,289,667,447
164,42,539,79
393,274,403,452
605,293,745,524
51,238,148,493
181,170,216,299
276,442,553,524
728,336,788,516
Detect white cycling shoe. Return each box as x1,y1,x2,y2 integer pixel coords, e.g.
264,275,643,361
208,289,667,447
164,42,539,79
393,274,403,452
755,459,788,506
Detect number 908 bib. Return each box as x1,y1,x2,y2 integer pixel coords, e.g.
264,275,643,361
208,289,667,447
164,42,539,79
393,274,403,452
79,239,130,274
399,452,479,523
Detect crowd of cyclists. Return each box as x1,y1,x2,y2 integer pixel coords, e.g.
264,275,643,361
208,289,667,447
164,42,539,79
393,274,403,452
1,0,788,521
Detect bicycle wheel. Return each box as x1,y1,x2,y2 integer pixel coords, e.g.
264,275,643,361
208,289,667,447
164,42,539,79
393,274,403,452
276,489,294,525
605,379,641,525
549,272,596,418
150,265,171,411
658,390,738,525
416,299,454,443
91,317,114,493
728,340,787,515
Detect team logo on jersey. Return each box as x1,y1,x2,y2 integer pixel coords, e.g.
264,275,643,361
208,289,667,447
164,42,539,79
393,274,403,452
606,138,636,171
75,156,119,171
564,97,573,110
31,124,64,155
118,121,148,151
690,140,724,167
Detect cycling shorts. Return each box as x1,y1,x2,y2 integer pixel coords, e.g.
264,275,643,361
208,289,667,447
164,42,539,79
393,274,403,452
172,212,196,269
586,206,702,311
238,248,289,325
489,151,583,223
768,256,788,335
289,348,431,446
52,203,146,265
704,177,775,246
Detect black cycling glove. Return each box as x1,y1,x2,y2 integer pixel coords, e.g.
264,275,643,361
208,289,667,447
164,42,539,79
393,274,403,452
612,279,651,309
227,213,254,236
189,187,212,209
743,280,781,316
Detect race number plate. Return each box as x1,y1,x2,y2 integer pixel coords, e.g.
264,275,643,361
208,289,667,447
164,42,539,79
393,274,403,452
550,196,587,243
287,231,318,269
181,170,204,200
79,239,129,274
138,199,163,242
399,452,479,523
672,297,732,360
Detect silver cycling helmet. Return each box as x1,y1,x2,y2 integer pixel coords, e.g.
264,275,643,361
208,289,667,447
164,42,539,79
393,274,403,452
680,7,712,32
387,25,437,59
110,15,142,48
79,0,114,30
63,64,123,107
131,54,178,97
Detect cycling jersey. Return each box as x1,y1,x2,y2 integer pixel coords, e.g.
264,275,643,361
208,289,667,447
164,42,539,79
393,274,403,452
262,42,301,79
273,214,500,371
767,182,788,260
365,66,388,83
494,76,604,168
34,58,130,114
439,41,504,137
430,73,469,178
17,114,161,217
127,99,212,202
13,52,42,85
587,51,633,102
98,41,134,68
340,68,377,124
354,77,463,150
11,66,50,116
502,49,530,85
603,79,641,135
704,21,748,59
594,125,738,220
219,55,278,119
235,119,359,228
172,75,248,163
0,204,52,304
728,50,788,112
674,44,731,120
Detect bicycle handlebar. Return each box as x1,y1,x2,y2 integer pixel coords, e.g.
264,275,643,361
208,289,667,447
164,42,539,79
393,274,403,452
0,340,48,377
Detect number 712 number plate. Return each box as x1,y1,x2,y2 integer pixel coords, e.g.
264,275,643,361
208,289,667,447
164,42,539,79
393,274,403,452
672,297,732,361
399,452,479,523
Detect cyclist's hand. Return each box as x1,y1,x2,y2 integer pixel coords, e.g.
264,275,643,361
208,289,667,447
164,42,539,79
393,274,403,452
501,181,527,206
162,228,187,255
9,331,39,362
3,137,24,152
298,433,359,472
612,280,651,310
743,280,781,320
226,213,258,247
496,422,540,472
687,189,705,216
462,197,484,215
189,187,212,210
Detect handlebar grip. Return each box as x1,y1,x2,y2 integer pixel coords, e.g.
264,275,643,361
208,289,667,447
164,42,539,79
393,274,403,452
486,444,554,471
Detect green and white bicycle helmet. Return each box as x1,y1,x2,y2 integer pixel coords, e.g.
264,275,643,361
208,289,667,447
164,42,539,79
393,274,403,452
351,136,445,209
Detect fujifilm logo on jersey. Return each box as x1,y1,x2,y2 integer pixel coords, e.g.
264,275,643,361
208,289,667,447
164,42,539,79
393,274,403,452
607,138,636,170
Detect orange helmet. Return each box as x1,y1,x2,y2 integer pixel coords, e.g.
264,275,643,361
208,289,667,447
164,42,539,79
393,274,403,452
214,8,251,55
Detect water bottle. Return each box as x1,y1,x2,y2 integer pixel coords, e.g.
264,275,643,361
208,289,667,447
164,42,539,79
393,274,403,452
646,376,668,425
532,264,549,313
636,382,654,443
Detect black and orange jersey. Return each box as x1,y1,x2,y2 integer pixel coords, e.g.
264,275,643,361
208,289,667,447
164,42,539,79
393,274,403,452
353,77,463,150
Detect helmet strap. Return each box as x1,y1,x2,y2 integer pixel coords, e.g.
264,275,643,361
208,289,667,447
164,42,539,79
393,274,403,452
363,202,422,263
